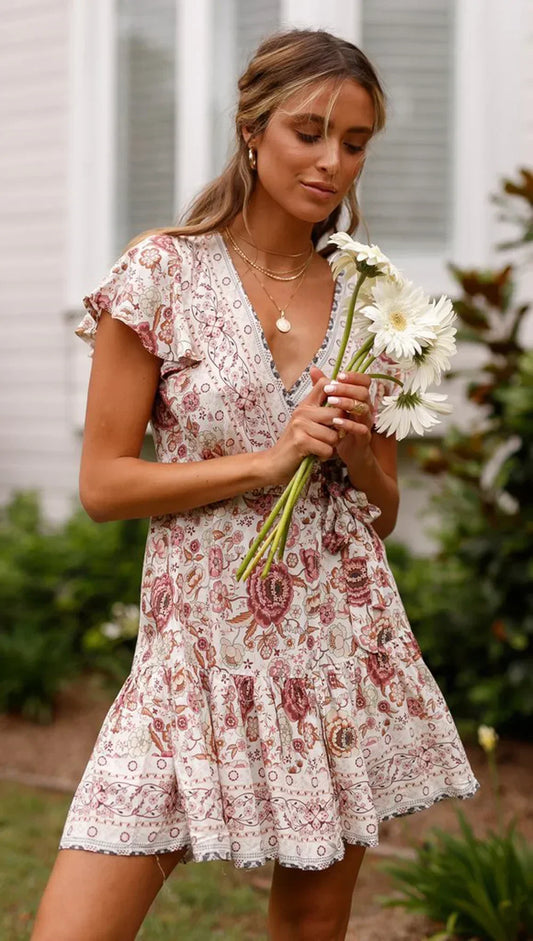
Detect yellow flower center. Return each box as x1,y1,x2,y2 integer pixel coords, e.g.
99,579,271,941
389,310,408,330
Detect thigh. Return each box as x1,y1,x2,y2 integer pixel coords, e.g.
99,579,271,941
268,842,366,939
31,846,187,941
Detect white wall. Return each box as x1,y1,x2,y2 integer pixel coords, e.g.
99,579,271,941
0,0,82,521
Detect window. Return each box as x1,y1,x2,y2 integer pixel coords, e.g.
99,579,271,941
211,0,281,176
115,0,177,254
360,0,455,254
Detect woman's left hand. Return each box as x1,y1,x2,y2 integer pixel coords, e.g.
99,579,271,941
309,366,374,465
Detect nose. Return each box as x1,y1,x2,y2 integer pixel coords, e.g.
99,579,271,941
315,135,341,177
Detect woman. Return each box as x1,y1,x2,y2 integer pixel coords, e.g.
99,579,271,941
33,28,478,941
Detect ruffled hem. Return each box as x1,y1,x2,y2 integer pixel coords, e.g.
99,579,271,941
59,778,480,870
60,652,481,873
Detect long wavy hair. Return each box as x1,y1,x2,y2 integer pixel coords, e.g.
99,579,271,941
126,28,386,252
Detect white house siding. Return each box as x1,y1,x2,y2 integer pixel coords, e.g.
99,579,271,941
0,0,531,548
0,0,80,521
527,8,533,163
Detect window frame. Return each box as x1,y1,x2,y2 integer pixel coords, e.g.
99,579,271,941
67,0,527,303
67,0,528,429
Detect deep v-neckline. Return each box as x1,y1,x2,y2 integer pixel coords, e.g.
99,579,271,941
216,232,342,401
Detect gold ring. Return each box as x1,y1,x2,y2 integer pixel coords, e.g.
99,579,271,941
350,401,366,414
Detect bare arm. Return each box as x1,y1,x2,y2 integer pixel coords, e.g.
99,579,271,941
342,432,399,540
79,313,346,522
311,367,399,540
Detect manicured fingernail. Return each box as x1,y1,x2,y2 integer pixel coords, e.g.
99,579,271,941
332,417,344,426
323,383,337,393
337,372,347,380
327,396,341,405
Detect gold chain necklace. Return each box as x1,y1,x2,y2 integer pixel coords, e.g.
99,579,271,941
224,227,313,282
245,259,311,334
233,230,311,258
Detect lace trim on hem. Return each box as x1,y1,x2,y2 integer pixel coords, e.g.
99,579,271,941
59,779,480,871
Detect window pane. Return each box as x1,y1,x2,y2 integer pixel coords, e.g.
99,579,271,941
115,0,176,253
360,0,455,253
211,0,280,176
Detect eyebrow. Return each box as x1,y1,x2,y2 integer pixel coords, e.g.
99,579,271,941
292,112,373,134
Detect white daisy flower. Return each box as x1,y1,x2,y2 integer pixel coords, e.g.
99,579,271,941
328,233,402,282
360,279,438,360
400,295,457,391
375,390,452,440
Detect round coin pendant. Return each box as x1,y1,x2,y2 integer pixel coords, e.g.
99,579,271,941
275,312,291,333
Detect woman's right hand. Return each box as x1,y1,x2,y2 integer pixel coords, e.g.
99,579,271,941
263,367,343,487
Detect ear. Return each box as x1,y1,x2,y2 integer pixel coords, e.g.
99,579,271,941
242,126,254,148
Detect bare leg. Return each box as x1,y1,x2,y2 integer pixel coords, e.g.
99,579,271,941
31,846,187,941
267,842,366,941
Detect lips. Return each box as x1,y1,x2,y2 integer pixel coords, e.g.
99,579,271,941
301,181,337,197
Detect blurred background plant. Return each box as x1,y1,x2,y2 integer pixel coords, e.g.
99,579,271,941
0,491,146,722
388,167,533,738
380,724,533,941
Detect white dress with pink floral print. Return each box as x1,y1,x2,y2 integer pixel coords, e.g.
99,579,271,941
60,232,479,870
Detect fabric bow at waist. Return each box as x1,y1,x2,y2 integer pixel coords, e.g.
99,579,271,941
321,479,381,552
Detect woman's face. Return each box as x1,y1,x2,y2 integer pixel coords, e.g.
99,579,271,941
248,78,375,223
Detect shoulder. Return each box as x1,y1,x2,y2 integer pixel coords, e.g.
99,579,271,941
109,231,220,304
124,231,218,271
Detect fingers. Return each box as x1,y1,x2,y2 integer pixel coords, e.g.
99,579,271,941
292,420,340,462
292,371,373,461
323,373,372,420
289,403,343,461
309,366,326,386
305,374,332,406
333,415,372,445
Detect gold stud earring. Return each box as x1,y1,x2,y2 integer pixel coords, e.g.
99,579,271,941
248,147,257,171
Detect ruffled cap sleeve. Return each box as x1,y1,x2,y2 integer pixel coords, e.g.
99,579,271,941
76,234,194,364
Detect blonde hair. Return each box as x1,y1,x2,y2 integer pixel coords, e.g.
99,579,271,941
126,28,386,252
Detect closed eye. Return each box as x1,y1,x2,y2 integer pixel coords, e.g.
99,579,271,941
297,132,320,144
296,131,364,154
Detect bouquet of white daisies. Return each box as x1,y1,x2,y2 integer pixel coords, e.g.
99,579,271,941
236,233,457,582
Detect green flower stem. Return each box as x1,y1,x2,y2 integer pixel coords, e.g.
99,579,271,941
278,454,317,559
262,458,313,577
345,345,375,374
236,485,294,580
357,353,377,373
331,271,367,379
366,372,403,386
242,458,309,580
343,336,374,375
239,527,278,582
261,461,303,578
487,751,503,835
276,457,316,560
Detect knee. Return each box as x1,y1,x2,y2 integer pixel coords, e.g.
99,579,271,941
268,906,350,941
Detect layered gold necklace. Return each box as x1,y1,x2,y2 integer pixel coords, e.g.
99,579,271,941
224,227,313,282
224,228,315,333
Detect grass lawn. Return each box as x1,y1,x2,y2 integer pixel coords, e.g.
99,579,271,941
0,781,269,940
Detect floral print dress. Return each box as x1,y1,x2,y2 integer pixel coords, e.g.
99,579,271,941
60,232,479,870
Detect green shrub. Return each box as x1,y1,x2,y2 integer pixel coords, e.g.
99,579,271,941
387,534,533,737
0,491,147,721
380,812,533,941
388,169,533,735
